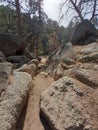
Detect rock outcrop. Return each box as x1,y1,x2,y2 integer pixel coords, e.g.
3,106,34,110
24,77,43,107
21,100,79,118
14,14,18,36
16,63,37,77
0,62,13,94
0,51,6,62
7,55,28,63
74,68,98,89
28,59,39,67
40,76,98,130
0,33,25,56
71,20,98,45
0,72,32,130
7,55,29,68
40,41,98,130
47,42,75,72
48,42,98,81
15,58,40,77
0,61,33,130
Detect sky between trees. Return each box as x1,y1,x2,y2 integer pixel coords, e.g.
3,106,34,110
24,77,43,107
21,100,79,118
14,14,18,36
43,0,70,27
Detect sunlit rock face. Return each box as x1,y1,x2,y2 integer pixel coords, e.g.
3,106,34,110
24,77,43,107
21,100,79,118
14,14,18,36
0,71,32,130
40,76,98,130
41,41,98,130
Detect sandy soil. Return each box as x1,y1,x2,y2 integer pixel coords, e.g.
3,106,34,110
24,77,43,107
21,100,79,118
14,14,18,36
16,56,54,130
21,74,54,130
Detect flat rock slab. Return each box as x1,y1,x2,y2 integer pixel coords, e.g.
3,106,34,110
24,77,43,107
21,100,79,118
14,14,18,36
74,69,98,89
79,42,98,55
40,76,98,130
0,72,32,130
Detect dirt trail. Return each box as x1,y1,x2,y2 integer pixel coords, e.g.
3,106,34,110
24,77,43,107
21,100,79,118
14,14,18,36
22,74,53,130
16,56,54,130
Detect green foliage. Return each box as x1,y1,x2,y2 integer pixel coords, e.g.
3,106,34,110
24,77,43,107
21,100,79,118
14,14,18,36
0,5,72,55
0,5,17,33
0,5,42,36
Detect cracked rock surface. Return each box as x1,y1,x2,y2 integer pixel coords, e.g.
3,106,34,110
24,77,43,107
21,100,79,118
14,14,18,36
40,76,98,130
0,71,32,130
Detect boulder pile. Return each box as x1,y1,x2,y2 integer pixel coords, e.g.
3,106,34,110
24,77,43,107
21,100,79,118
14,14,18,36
0,57,39,130
40,42,98,130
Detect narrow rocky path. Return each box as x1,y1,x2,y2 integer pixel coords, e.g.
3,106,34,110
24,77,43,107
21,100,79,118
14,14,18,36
21,73,54,130
16,56,54,130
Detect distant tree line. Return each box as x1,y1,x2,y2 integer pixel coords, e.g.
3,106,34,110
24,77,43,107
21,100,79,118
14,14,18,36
0,0,72,56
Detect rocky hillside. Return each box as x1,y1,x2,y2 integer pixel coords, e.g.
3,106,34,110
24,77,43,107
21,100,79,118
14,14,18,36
0,41,98,130
0,57,39,130
40,42,98,130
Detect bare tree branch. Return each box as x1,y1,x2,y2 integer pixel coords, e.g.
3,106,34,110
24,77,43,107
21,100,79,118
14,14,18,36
69,0,84,21
60,0,98,23
90,0,97,21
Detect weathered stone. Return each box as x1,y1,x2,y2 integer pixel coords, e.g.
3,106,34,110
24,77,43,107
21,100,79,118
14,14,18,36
62,57,75,65
78,52,98,63
16,63,37,77
0,51,6,62
53,64,64,80
78,42,98,55
71,20,98,45
63,68,76,78
53,69,63,81
61,42,75,59
0,62,13,94
83,63,98,70
28,59,39,67
47,42,75,72
40,76,98,130
39,72,48,77
0,72,32,130
0,33,25,56
74,68,98,89
7,55,28,63
61,62,70,69
83,36,97,44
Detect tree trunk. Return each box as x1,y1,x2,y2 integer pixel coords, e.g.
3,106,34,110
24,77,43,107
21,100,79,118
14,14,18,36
38,0,42,23
15,0,22,37
35,35,39,59
70,0,84,21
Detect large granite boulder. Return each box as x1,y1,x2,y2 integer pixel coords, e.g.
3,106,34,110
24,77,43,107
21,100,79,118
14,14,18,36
53,66,64,81
75,42,98,55
0,33,26,56
0,51,6,62
74,68,98,89
7,55,29,68
16,63,37,77
60,42,75,59
0,71,32,130
78,52,98,63
28,59,39,67
71,20,98,45
40,76,98,130
0,62,13,94
7,55,28,63
47,42,75,72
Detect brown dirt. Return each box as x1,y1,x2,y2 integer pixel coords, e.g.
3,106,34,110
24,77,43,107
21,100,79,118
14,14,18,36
16,56,54,130
17,75,53,130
